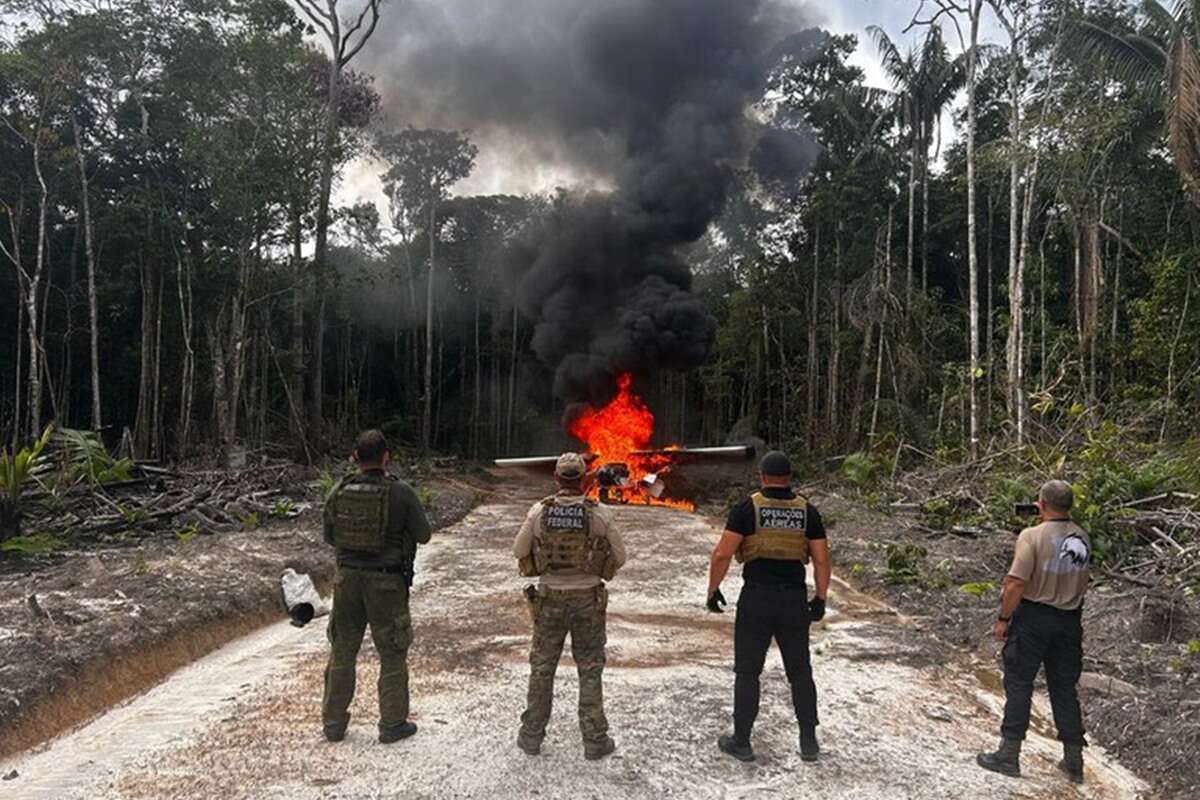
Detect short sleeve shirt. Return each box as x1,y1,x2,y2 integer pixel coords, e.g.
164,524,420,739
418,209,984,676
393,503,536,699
725,487,826,588
1008,520,1091,611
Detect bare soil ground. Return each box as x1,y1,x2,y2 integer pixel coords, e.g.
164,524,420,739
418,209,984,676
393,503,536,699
1,484,1149,799
0,474,478,762
820,490,1199,800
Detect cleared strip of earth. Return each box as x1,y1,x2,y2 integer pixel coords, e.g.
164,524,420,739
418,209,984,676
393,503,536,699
1,500,1148,799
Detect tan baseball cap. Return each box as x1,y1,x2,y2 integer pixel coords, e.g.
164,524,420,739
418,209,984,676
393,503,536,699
555,452,588,480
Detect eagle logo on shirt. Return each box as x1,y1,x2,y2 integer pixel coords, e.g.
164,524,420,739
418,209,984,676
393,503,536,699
1058,535,1090,567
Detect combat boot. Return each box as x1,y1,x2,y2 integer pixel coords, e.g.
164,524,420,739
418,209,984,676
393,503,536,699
584,736,616,761
323,719,348,743
976,737,1022,778
799,729,820,763
517,731,542,756
717,734,756,763
379,720,417,744
1059,743,1084,784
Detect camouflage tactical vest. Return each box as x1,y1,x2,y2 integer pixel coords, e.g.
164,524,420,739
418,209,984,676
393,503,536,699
522,496,614,579
327,473,390,555
736,491,810,564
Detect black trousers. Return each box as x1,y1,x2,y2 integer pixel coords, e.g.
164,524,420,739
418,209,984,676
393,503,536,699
1000,599,1087,745
733,581,819,743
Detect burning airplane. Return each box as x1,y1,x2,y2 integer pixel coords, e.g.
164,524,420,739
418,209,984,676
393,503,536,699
495,373,754,509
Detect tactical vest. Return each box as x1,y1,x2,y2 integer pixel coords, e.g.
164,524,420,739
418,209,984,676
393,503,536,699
521,496,615,580
735,491,810,564
327,473,390,555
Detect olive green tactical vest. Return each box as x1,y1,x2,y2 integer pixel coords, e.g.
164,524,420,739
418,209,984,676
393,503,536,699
524,496,614,579
736,491,810,564
328,474,390,555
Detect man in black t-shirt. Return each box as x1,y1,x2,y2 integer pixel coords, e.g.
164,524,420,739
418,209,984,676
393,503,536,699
706,450,831,764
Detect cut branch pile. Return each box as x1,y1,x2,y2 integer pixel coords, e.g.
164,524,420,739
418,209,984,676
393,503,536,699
21,461,314,543
1106,493,1200,589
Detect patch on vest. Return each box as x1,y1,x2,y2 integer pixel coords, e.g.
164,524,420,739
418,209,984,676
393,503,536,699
758,506,806,530
544,504,587,531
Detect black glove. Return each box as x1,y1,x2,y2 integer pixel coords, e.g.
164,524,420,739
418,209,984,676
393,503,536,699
808,597,826,622
706,588,727,613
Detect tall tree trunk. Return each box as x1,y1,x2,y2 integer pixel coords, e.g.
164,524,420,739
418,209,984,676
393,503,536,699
422,202,437,452
310,55,343,430
175,248,196,455
907,127,917,306
965,1,983,458
807,225,819,448
473,292,482,459
921,118,931,296
289,206,306,438
985,191,995,424
828,226,842,444
506,302,518,451
870,206,894,441
73,114,103,433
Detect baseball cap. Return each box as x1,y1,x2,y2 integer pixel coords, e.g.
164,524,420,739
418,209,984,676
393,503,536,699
759,450,792,476
555,452,588,480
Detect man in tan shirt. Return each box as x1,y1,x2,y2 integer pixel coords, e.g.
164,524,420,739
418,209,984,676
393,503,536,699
977,480,1091,784
513,453,626,760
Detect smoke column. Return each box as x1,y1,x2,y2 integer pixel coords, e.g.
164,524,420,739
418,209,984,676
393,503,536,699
362,0,818,406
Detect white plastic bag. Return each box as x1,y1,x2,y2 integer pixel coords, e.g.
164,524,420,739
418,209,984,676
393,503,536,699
281,568,330,627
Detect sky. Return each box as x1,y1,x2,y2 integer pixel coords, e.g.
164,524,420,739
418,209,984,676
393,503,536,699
337,0,982,218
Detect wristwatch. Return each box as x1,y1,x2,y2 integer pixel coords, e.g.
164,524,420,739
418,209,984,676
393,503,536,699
998,615,1011,622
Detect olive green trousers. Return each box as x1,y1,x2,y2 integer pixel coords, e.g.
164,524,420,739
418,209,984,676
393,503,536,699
322,567,412,730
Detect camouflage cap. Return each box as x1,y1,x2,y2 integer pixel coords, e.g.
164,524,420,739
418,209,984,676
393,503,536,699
555,452,588,480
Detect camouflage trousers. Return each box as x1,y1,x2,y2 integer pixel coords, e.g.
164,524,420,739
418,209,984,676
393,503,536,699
322,567,413,730
519,585,609,748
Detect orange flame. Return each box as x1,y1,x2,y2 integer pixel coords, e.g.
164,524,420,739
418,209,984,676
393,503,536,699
567,374,693,510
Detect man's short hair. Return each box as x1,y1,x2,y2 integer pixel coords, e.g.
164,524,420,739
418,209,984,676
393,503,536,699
354,429,389,464
1039,479,1074,512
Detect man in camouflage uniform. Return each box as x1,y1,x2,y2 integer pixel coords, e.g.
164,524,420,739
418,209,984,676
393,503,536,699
513,452,626,760
322,429,432,744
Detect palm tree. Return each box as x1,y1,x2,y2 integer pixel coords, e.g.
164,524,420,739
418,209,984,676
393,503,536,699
1074,0,1200,203
869,25,965,299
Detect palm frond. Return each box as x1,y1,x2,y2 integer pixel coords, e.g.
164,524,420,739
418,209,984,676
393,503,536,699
867,25,914,87
1165,35,1200,200
1067,19,1167,87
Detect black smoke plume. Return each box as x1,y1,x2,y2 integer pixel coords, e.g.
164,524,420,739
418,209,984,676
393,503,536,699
361,0,817,406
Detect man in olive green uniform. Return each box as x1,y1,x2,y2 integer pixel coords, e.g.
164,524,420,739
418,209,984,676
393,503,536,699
706,450,831,764
322,429,432,744
513,452,626,760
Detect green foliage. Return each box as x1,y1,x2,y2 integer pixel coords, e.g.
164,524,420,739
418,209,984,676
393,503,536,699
175,523,200,544
960,582,995,598
884,544,928,585
1187,640,1200,656
0,532,67,555
270,497,296,519
840,452,880,489
417,486,436,511
850,563,865,578
920,497,957,528
117,504,149,525
0,425,54,541
239,512,260,531
317,470,339,501
54,428,133,486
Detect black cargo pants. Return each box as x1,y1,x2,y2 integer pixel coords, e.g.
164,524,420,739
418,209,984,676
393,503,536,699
1000,599,1087,745
733,581,819,743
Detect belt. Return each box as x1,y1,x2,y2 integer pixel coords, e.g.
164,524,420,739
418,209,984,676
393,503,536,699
340,563,408,576
744,580,806,591
539,584,602,596
1019,598,1083,614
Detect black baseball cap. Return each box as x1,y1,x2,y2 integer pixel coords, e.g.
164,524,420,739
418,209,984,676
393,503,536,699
759,450,792,476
